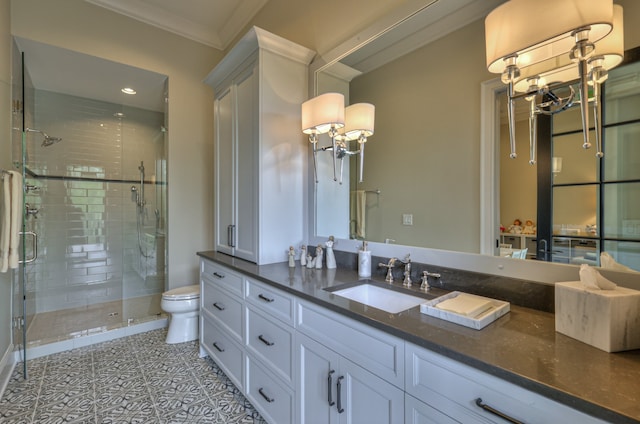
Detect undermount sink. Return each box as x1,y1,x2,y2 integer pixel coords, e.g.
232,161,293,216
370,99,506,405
328,283,429,313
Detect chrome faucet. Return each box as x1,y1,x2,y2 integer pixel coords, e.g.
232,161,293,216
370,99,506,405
378,257,397,283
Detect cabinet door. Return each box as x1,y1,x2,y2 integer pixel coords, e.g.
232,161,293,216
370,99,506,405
405,394,458,424
296,333,339,424
337,357,404,424
214,85,234,256
233,64,258,263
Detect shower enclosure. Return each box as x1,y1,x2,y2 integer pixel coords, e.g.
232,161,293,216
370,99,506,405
11,37,168,372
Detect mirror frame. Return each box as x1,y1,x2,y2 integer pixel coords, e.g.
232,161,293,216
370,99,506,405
306,1,640,288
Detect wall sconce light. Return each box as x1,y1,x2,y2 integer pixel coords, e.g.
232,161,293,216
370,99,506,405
485,0,623,164
302,93,375,184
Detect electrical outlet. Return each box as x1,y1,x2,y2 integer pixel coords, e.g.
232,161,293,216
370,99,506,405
402,214,413,226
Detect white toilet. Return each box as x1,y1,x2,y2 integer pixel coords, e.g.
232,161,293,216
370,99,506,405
161,284,200,344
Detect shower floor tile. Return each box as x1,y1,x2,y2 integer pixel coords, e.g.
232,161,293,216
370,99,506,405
25,294,164,347
1,328,266,424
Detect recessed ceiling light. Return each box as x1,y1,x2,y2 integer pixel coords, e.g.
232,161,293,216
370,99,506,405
121,87,136,95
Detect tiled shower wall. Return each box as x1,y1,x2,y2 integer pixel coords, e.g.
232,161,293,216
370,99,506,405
24,90,166,314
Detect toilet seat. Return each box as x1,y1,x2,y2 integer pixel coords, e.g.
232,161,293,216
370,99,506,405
162,284,200,301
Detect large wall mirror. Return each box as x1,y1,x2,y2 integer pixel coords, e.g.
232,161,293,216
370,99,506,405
310,0,640,274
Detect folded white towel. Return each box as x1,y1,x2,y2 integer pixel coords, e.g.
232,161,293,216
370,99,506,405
436,294,494,318
0,173,10,272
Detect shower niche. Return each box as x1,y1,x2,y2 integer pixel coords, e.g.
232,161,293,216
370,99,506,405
13,37,168,347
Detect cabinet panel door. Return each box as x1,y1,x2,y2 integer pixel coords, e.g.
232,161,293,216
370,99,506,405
338,358,404,424
201,313,244,391
296,333,339,424
201,280,243,342
234,64,258,263
246,306,294,385
214,86,234,255
405,394,459,424
246,354,294,424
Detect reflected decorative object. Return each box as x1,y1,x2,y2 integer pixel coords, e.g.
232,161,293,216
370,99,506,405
552,157,563,174
485,0,624,162
302,93,375,184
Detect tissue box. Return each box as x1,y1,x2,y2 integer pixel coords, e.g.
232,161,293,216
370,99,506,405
555,281,640,352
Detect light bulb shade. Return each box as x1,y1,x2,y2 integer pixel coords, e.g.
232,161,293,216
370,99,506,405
301,92,345,134
513,5,624,92
594,4,624,70
343,103,375,141
485,0,614,74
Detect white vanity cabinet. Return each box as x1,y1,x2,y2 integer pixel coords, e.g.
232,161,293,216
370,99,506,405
297,332,404,424
199,260,245,390
405,343,608,424
244,279,296,424
199,258,297,424
296,300,405,424
204,27,315,265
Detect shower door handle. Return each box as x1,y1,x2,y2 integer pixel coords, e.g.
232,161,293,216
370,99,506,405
18,231,38,264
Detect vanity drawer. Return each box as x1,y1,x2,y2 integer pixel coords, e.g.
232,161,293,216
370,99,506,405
201,314,243,391
245,278,295,325
201,279,243,341
246,354,294,424
200,259,243,296
296,300,404,388
246,305,294,385
405,343,606,424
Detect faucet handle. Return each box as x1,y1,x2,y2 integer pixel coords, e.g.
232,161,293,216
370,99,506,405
420,270,441,291
378,260,396,283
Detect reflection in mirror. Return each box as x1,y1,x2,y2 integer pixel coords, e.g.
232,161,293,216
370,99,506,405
315,0,501,253
499,53,640,271
312,0,640,274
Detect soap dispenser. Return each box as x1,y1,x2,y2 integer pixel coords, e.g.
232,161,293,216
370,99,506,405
358,241,372,279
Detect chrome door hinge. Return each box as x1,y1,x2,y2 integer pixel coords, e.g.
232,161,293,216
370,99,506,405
12,316,24,329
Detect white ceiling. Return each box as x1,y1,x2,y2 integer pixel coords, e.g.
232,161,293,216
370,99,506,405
84,0,269,50
16,36,168,111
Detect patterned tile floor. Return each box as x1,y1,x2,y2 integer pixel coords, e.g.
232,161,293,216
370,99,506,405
0,329,266,423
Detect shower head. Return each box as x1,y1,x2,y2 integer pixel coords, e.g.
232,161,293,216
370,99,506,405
41,135,62,147
25,128,63,147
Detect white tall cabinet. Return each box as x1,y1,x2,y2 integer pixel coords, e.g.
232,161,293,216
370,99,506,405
204,27,315,264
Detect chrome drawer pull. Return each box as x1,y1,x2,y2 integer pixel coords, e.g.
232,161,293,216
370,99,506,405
258,293,274,303
213,302,225,311
258,335,274,346
213,272,225,279
337,376,345,413
212,342,225,353
258,387,274,403
475,398,523,424
327,370,335,406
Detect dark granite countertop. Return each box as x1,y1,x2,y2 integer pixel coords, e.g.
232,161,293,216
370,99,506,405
197,251,640,424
